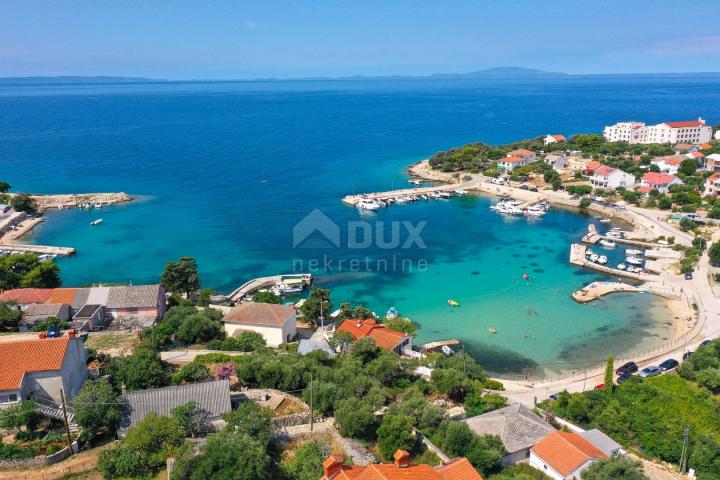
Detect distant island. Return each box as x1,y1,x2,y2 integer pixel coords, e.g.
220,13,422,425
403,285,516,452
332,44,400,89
3,68,720,85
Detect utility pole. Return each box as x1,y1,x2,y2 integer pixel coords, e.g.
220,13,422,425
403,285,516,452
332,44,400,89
309,373,314,432
680,427,690,474
582,369,588,392
319,298,324,330
60,389,73,456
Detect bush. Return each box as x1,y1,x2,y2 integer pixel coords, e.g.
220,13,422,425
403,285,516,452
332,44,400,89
206,331,266,352
377,414,416,460
334,398,378,440
73,379,124,439
172,362,212,385
383,316,416,336
281,441,326,480
710,242,720,266
0,442,34,460
582,455,648,480
579,198,592,208
109,348,171,391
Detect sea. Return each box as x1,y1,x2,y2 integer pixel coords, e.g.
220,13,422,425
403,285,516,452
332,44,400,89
3,76,720,377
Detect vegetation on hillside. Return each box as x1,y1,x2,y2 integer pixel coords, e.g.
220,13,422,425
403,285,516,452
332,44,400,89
0,253,61,290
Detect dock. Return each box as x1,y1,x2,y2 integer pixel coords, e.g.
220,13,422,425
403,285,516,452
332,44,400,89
581,224,666,249
422,339,460,350
569,244,660,282
342,184,464,206
227,273,312,302
0,244,75,256
572,281,642,303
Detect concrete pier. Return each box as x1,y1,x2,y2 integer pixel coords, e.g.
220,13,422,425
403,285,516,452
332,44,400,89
227,273,312,302
572,282,641,303
0,244,75,256
569,244,660,282
342,184,464,206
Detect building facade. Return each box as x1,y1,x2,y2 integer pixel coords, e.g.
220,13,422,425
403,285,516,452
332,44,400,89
590,166,635,190
640,172,683,193
222,302,297,347
603,118,712,144
704,173,720,197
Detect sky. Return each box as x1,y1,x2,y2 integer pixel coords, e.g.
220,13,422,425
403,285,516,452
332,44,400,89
1,0,719,79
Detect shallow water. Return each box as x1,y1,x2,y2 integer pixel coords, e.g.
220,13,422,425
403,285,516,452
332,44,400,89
3,77,717,375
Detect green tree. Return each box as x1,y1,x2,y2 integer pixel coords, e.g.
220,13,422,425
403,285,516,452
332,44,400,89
251,291,282,304
21,261,61,288
383,316,417,335
73,379,124,439
0,400,37,430
678,159,698,177
0,181,10,193
171,401,213,438
109,348,170,390
605,356,614,396
176,310,223,345
582,455,648,480
10,193,38,215
221,401,274,445
180,430,271,480
172,362,212,385
161,257,201,297
282,440,325,480
657,196,673,210
334,397,378,440
349,337,380,364
0,301,23,331
465,434,505,476
299,288,332,325
328,330,354,353
377,414,416,460
464,392,507,416
709,242,720,266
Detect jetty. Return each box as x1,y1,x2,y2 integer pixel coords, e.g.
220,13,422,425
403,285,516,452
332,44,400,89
581,224,664,249
342,184,464,206
569,243,660,281
422,339,460,350
227,273,312,302
572,281,641,303
0,244,75,256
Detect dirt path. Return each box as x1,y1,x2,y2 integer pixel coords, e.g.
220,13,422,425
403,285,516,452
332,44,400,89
0,444,111,480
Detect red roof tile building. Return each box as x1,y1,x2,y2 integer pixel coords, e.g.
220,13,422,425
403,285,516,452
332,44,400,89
320,450,482,480
336,319,411,353
0,288,54,306
529,431,608,480
0,335,88,406
222,302,297,347
640,172,683,193
507,149,537,162
603,118,712,144
544,134,566,145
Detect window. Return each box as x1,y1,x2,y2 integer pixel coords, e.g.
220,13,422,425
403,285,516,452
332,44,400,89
0,393,18,403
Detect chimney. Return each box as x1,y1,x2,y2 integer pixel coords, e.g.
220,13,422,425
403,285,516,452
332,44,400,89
393,450,411,468
39,331,47,339
322,455,344,479
68,329,76,338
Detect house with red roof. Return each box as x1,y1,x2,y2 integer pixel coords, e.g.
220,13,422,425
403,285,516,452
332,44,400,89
706,154,720,173
320,450,482,480
507,149,537,162
704,173,720,197
0,288,54,308
529,431,608,480
222,302,297,347
640,172,683,194
650,155,687,175
336,319,411,354
0,333,88,409
498,156,528,172
544,135,566,146
582,160,602,175
590,165,635,190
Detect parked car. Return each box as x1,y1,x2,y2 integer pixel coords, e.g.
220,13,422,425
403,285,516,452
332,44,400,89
616,373,634,384
529,187,539,192
701,339,713,347
684,271,693,280
615,361,638,375
519,184,529,190
683,351,694,360
659,359,679,371
593,384,605,390
639,366,662,378
549,393,560,400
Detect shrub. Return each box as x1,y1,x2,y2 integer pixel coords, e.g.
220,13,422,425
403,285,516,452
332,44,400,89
376,414,416,460
172,363,212,385
579,198,592,208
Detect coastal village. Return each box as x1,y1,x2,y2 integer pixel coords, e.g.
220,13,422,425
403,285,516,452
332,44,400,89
2,119,720,480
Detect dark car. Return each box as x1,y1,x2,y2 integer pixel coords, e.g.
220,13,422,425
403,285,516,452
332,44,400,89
529,187,539,192
683,351,694,360
684,271,693,280
616,373,634,384
615,361,638,375
549,393,560,400
659,359,679,371
701,339,713,347
519,185,529,190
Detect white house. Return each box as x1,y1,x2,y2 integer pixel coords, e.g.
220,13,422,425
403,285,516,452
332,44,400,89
590,165,635,190
715,129,720,140
650,155,686,175
507,149,537,162
0,334,88,408
704,173,720,196
705,153,720,173
603,118,712,144
222,302,297,347
544,135,566,145
640,172,683,193
529,431,608,480
544,154,568,171
499,156,527,172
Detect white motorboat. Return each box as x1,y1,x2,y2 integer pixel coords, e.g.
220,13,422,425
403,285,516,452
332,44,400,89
625,256,644,266
508,207,524,215
427,192,440,199
606,232,621,238
590,253,599,262
599,218,611,224
357,200,380,211
90,219,103,225
524,208,546,217
408,179,421,185
454,189,468,195
597,255,608,265
441,345,455,356
599,239,616,248
386,306,398,320
395,196,411,204
420,194,429,200
585,249,594,257
617,263,627,270
625,249,643,256
436,191,453,198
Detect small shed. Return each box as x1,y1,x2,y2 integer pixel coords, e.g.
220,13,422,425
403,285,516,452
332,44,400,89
20,304,71,331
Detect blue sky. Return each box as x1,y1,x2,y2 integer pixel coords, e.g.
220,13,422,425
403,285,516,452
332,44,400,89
1,0,719,78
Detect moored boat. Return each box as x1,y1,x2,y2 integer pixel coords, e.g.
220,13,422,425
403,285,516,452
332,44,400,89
617,263,626,270
625,249,643,256
597,255,608,265
90,219,103,225
599,239,616,248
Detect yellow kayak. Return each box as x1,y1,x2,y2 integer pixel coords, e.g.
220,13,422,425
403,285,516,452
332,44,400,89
448,299,459,307
488,327,497,334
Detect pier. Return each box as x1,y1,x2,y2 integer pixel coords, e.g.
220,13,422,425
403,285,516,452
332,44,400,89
0,244,75,256
572,282,642,303
581,224,665,249
569,244,660,282
227,273,312,302
342,183,465,206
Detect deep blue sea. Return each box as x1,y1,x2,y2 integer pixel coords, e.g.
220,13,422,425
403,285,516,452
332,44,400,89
3,77,719,375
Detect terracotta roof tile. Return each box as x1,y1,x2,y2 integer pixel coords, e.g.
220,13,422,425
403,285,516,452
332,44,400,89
531,431,607,477
642,172,679,185
509,149,535,156
337,319,407,351
665,120,703,128
502,156,525,164
593,166,616,176
0,337,70,391
223,302,294,327
0,289,54,304
331,458,482,480
47,288,77,305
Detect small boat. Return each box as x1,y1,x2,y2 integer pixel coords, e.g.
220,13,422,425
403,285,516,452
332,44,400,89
386,307,398,320
409,179,421,185
90,219,103,225
357,200,381,211
420,194,428,200
657,240,670,245
94,203,103,208
617,263,627,270
448,299,459,307
599,218,611,224
590,253,599,262
436,191,453,198
625,256,644,266
454,189,468,195
625,249,643,256
522,272,529,280
395,196,411,204
427,192,440,199
441,345,455,356
597,255,608,265
488,327,497,334
599,239,616,248
585,249,593,257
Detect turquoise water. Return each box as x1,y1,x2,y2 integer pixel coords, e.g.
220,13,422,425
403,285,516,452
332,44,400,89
3,77,717,375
